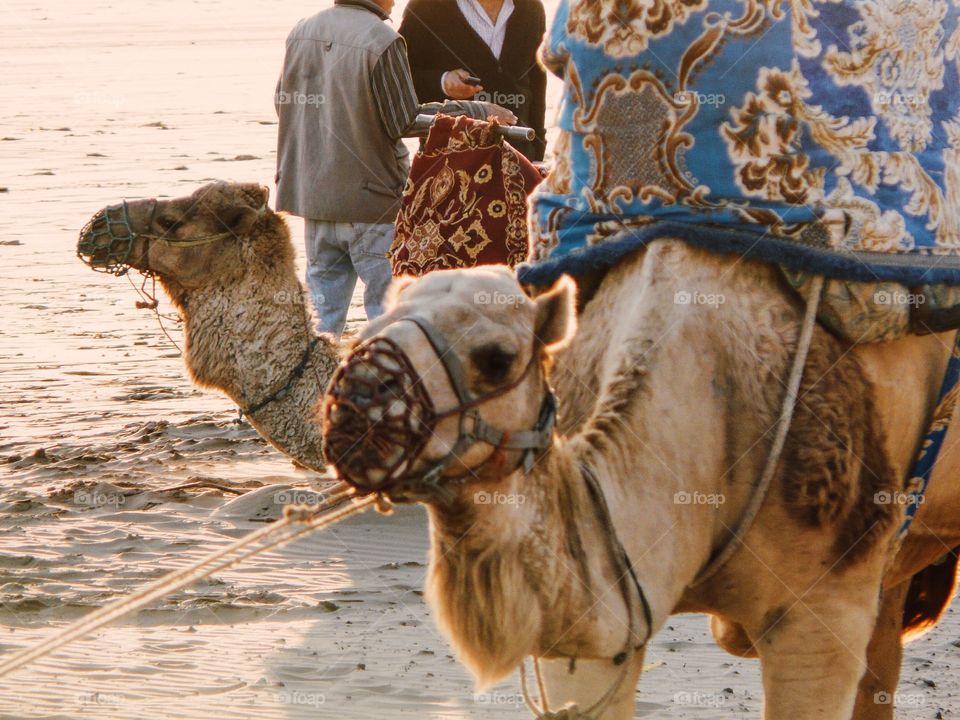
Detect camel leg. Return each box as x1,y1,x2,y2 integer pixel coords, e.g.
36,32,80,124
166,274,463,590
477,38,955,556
534,653,646,719
756,595,878,720
851,581,908,720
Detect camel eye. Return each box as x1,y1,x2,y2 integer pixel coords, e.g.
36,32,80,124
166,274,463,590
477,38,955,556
470,344,516,384
156,215,179,233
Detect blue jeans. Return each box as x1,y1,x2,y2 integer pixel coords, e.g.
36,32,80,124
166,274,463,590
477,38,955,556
304,220,394,338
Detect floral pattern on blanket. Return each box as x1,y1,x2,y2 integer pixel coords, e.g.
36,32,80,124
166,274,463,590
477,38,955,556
392,115,542,276
530,0,960,270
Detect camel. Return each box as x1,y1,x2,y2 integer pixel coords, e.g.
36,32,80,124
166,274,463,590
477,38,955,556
77,181,338,472
322,250,960,719
78,182,958,717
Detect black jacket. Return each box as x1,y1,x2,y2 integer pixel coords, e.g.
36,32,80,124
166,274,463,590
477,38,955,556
399,0,547,161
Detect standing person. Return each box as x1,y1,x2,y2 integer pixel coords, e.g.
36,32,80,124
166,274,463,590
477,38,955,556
275,0,515,339
399,0,547,161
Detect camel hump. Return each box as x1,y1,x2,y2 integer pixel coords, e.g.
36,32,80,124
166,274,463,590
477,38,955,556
902,547,960,641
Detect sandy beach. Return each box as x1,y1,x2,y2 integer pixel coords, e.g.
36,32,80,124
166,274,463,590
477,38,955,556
1,1,959,717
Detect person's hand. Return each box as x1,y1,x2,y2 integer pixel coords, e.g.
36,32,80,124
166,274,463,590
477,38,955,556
442,69,481,100
479,103,517,125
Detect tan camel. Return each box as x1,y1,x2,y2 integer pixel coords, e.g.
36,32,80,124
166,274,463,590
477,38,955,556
323,247,960,719
78,181,338,472
553,263,960,720
78,183,958,717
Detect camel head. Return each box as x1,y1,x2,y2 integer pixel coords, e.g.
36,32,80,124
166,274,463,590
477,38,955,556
322,266,577,501
77,181,290,303
77,182,336,472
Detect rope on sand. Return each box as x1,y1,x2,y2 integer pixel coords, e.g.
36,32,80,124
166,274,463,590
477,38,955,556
0,485,375,678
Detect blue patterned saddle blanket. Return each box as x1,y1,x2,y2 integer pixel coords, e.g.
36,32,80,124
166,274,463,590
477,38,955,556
520,0,960,337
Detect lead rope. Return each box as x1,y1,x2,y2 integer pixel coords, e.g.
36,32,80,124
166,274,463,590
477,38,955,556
0,482,366,678
126,271,183,354
691,274,824,586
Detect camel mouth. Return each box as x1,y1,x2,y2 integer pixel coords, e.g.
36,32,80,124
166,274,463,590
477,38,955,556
322,335,439,497
77,203,139,276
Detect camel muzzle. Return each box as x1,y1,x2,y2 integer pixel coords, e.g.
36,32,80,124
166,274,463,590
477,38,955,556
322,334,439,497
77,202,140,276
322,316,556,502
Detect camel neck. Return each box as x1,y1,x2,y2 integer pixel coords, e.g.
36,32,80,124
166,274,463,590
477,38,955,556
178,274,339,474
425,446,648,672
238,333,338,473
242,336,320,416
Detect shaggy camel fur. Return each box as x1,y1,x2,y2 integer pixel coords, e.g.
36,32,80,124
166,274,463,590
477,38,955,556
81,181,338,471
326,244,960,719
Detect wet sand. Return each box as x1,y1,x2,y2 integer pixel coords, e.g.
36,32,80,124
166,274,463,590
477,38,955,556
1,1,958,718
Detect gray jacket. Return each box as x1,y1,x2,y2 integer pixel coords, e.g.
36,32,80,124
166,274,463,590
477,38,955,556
275,0,408,223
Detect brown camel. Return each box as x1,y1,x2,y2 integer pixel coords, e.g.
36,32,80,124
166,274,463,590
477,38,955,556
78,181,339,472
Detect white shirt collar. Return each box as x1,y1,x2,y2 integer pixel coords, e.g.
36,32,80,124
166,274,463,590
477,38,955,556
455,0,515,59
464,0,514,30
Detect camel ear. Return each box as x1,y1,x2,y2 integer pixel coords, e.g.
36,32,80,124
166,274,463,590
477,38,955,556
203,181,269,212
533,275,577,350
237,183,269,209
211,183,270,236
216,182,269,210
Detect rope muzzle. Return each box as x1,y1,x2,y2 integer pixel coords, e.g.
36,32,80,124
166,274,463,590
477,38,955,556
323,314,556,502
77,201,140,275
